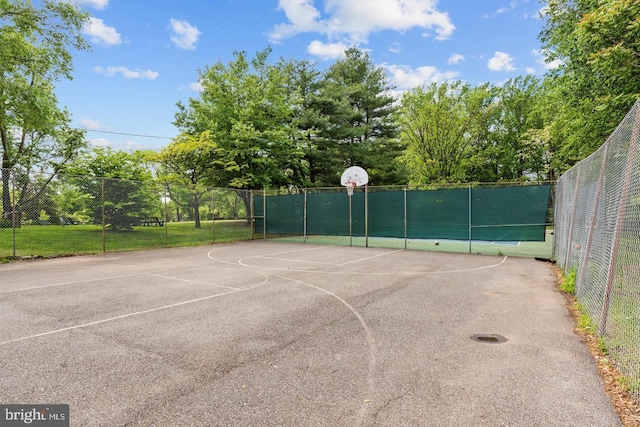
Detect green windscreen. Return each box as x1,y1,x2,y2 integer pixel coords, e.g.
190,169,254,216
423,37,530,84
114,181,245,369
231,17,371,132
255,184,551,242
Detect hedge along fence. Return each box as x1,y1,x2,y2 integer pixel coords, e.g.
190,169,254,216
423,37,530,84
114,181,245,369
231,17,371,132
253,182,553,248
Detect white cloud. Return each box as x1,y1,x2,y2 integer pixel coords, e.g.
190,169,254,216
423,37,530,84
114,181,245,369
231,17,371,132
383,63,460,91
532,49,562,71
89,137,110,147
84,17,121,46
94,66,159,80
447,53,464,65
79,118,104,130
307,40,348,60
488,51,516,72
388,42,401,54
169,18,201,50
269,0,455,45
73,0,109,10
188,81,203,92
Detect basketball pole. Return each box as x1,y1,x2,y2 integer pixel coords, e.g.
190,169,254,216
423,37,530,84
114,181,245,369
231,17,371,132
349,189,353,247
365,184,369,248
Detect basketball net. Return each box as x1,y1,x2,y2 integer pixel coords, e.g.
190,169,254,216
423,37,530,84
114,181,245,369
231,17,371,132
346,181,356,196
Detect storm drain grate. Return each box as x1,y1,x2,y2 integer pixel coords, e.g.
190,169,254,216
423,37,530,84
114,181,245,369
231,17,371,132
470,334,508,344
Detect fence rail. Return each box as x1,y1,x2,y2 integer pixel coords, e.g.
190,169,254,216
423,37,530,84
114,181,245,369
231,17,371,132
554,99,640,405
253,182,554,258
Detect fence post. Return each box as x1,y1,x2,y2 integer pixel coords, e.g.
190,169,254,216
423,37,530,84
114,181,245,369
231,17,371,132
468,184,472,254
163,184,169,247
211,189,216,244
404,186,407,250
11,170,16,258
303,188,307,243
599,104,640,336
250,189,254,240
263,188,266,240
101,178,106,253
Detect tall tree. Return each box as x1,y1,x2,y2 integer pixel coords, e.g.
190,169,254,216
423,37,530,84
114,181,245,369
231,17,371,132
399,81,496,184
539,0,640,169
62,148,155,231
0,0,89,220
174,48,306,217
488,75,547,181
156,131,237,228
312,48,404,186
175,48,305,189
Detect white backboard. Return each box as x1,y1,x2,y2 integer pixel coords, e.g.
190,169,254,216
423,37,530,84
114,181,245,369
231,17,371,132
340,166,369,187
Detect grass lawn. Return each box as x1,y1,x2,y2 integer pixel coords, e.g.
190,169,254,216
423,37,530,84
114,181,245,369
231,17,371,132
0,220,253,262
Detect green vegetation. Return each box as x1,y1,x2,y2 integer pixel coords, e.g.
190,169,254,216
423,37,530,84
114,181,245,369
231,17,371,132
560,267,577,294
0,220,252,262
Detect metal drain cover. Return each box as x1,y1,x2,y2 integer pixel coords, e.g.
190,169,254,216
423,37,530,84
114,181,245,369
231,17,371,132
470,334,508,344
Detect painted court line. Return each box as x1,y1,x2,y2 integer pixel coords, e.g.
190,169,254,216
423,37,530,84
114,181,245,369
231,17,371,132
0,275,270,347
0,274,144,294
336,249,404,266
149,273,243,290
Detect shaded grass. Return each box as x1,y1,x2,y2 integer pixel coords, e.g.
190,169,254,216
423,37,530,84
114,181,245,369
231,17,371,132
0,220,252,261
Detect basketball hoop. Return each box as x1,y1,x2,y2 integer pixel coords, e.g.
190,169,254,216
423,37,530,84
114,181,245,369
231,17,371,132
341,166,369,197
346,181,357,196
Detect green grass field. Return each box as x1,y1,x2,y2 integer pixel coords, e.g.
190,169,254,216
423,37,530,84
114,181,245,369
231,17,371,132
0,220,253,262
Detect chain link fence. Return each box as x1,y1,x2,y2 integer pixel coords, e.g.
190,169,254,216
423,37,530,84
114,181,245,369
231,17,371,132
253,182,554,257
554,99,640,405
0,170,253,259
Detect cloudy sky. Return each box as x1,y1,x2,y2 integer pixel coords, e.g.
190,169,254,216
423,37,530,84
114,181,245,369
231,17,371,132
55,0,553,151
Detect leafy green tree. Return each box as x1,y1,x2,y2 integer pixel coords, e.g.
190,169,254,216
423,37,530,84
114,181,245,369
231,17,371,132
62,148,155,231
175,48,305,188
539,0,640,169
175,48,306,219
156,131,237,228
399,81,496,184
482,75,547,181
311,48,404,186
0,0,90,220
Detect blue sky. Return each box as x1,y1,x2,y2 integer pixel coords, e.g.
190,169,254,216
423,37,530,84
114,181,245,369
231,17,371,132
55,0,554,152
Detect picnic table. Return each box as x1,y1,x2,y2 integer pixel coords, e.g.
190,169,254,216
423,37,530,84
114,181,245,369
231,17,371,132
141,217,164,226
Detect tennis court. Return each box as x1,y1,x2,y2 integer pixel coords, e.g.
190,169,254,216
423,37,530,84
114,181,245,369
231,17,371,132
0,241,620,426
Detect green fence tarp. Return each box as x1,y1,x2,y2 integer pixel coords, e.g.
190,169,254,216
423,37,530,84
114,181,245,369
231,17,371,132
255,184,551,242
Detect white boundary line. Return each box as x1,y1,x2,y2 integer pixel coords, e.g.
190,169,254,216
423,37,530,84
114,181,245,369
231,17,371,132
272,273,376,426
208,247,509,275
0,274,270,346
0,274,144,294
149,273,244,290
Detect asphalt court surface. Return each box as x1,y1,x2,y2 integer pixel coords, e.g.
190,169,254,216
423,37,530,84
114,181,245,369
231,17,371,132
0,241,622,426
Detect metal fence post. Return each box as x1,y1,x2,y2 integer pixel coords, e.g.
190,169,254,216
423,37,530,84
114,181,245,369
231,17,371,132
303,188,307,243
468,184,472,254
101,178,106,253
11,169,16,258
211,189,216,244
403,186,407,250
